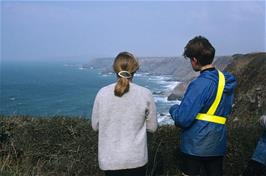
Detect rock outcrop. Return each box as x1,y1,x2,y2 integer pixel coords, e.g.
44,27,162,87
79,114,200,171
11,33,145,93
225,52,266,119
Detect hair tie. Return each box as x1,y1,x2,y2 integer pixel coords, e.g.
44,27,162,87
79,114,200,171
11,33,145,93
118,71,132,79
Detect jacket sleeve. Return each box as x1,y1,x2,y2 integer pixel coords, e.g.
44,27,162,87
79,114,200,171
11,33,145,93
169,104,180,118
146,91,158,133
169,79,208,129
91,92,101,131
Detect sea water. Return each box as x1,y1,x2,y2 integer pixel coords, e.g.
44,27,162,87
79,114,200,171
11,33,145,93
0,61,179,124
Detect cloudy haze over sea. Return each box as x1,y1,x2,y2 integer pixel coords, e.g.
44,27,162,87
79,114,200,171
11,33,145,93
2,1,265,62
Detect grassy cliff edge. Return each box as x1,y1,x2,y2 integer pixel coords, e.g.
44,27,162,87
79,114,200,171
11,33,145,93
0,116,263,176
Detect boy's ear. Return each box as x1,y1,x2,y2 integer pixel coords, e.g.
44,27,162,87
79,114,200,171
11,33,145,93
192,57,198,63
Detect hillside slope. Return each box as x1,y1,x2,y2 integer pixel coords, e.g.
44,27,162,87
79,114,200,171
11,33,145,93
225,52,266,119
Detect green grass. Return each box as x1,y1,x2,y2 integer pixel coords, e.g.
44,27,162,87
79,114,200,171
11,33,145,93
0,115,264,176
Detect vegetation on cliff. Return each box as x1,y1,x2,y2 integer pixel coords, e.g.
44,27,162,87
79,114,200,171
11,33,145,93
0,116,264,176
225,53,266,120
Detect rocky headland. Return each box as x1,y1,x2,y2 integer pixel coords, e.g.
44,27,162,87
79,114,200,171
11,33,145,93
225,52,266,120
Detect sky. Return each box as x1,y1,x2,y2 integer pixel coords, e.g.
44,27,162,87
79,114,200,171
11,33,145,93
1,0,266,62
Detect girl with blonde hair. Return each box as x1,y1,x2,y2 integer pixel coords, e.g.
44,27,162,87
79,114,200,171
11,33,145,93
91,51,158,176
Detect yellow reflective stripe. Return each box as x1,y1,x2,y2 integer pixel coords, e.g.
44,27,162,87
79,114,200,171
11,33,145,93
207,70,225,115
196,70,227,125
196,113,226,125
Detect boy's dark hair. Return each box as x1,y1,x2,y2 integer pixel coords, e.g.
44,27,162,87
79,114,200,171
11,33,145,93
183,36,215,66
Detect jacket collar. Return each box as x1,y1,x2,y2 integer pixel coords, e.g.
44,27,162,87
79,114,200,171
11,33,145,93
200,67,216,74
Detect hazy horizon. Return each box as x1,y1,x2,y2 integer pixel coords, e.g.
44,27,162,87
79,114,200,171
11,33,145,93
1,1,266,62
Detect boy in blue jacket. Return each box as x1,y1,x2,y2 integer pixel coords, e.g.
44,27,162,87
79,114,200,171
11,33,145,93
169,36,236,176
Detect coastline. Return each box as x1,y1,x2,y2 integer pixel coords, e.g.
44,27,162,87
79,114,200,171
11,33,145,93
1,62,180,125
96,69,180,125
132,71,182,125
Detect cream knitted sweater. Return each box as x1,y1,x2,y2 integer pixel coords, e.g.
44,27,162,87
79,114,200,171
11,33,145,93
91,83,158,170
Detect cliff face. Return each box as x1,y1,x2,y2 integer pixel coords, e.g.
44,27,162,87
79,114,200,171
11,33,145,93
83,57,113,71
84,56,232,82
138,57,200,81
225,52,266,119
84,56,192,81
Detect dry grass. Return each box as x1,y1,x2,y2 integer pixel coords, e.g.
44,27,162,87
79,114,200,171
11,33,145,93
0,115,264,176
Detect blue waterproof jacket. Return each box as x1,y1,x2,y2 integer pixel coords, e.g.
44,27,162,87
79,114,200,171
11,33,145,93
252,132,266,166
169,68,236,156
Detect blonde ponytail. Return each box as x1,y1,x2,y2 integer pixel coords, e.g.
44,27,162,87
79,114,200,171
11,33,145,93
113,52,139,97
114,77,130,97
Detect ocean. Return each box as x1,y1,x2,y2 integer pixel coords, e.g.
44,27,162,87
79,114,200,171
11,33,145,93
0,61,179,124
